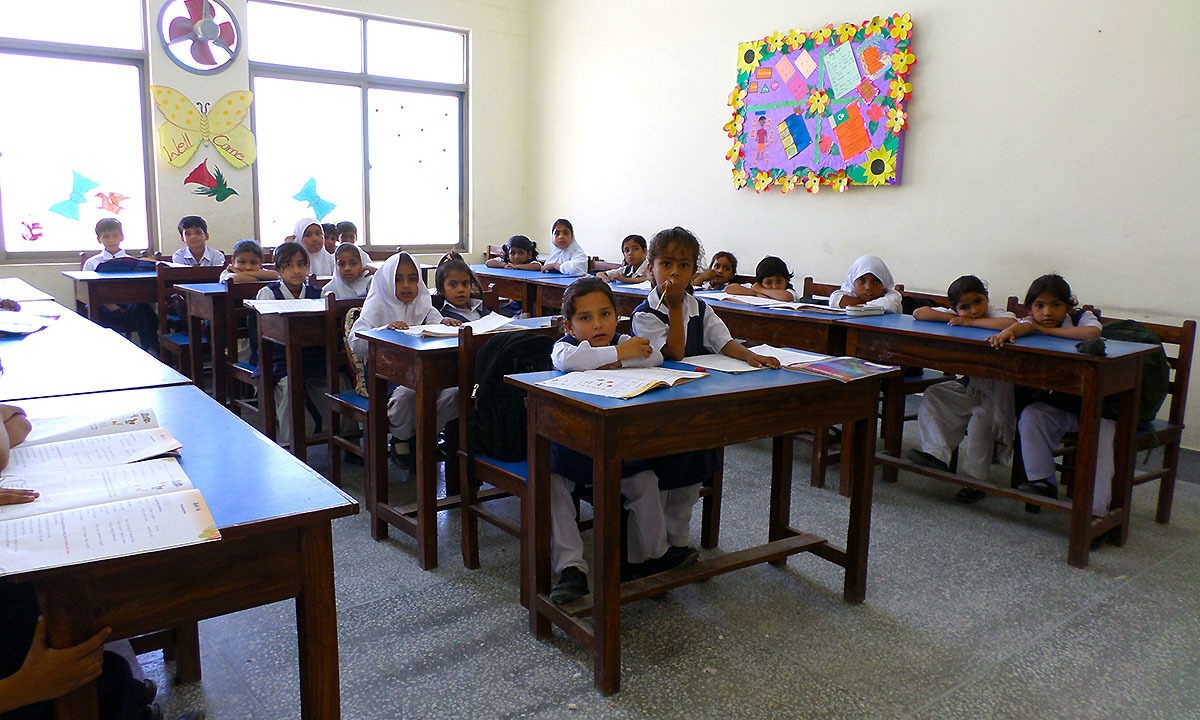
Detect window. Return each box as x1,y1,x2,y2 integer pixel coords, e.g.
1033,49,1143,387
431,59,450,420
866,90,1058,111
0,1,150,259
248,2,466,250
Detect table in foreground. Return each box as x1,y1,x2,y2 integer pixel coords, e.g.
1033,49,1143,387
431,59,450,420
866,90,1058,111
509,363,892,694
6,384,358,719
0,276,56,302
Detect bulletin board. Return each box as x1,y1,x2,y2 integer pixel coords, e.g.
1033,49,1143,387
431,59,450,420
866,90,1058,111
724,14,915,194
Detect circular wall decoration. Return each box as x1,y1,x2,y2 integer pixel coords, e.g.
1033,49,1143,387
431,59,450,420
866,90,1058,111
158,0,241,75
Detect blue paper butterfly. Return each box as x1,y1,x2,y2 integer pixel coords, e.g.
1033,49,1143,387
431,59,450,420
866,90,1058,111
49,171,100,221
292,178,336,221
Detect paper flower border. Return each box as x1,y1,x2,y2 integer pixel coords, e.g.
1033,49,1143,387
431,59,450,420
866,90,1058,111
725,13,915,194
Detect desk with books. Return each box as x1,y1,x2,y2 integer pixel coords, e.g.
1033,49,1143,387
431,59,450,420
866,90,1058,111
63,270,160,323
0,276,56,302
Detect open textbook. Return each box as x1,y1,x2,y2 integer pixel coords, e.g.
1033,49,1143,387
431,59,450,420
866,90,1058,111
244,298,325,314
395,312,515,337
747,345,895,382
2,427,182,476
0,310,54,335
22,408,159,447
537,367,707,399
680,353,764,374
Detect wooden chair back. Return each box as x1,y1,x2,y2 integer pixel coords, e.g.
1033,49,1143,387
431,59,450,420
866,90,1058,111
802,276,840,298
324,295,367,400
902,289,952,309
155,264,223,336
591,257,621,273
1006,296,1101,320
486,245,506,261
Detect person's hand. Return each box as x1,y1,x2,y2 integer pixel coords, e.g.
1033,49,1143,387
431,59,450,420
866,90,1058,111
748,353,780,368
947,316,970,327
616,336,652,361
541,263,560,273
362,266,376,276
660,278,687,309
2,412,31,446
0,299,20,312
987,326,1015,348
2,618,110,709
0,488,39,506
387,320,409,330
596,271,611,282
504,262,516,270
441,318,462,326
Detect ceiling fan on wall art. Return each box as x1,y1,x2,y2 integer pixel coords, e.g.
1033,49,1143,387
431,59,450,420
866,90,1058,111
158,0,241,74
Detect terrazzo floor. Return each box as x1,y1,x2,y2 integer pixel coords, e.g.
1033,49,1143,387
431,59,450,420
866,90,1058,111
142,429,1200,720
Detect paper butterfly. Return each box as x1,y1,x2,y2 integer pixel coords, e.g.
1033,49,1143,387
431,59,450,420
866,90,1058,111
96,192,130,214
150,86,256,168
292,178,336,220
48,171,100,221
20,221,43,242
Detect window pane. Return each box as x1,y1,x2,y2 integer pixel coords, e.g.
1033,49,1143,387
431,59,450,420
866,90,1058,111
246,3,361,73
1,0,143,50
366,21,465,85
0,54,148,253
253,77,363,248
367,89,459,247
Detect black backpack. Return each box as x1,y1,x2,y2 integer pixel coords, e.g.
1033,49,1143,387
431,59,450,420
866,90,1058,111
466,332,555,461
1100,320,1171,431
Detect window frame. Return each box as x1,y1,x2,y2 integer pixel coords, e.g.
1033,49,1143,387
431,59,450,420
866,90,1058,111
247,0,469,254
0,37,158,264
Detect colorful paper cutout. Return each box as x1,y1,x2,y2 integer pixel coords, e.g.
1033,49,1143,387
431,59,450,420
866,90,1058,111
755,67,773,80
48,171,99,220
185,160,238,202
95,192,129,214
149,86,256,168
20,221,43,242
776,56,797,84
776,114,812,159
794,50,818,78
832,103,871,160
824,42,862,99
857,78,879,103
293,178,336,220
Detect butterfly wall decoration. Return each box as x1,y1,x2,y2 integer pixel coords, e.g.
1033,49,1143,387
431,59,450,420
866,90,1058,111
150,86,256,168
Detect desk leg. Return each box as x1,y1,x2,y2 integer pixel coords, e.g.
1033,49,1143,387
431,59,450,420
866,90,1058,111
367,357,389,541
1068,377,1102,568
297,523,341,720
591,432,622,695
527,419,552,638
526,283,540,317
1111,383,1139,545
260,338,279,444
768,435,794,567
187,305,205,387
879,374,904,484
414,360,439,570
844,413,876,603
38,580,101,720
287,333,307,462
209,305,227,406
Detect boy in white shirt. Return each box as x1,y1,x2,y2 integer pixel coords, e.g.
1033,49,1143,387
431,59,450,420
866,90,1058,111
171,216,225,267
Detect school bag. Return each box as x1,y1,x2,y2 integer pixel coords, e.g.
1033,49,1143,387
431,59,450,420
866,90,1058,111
467,331,554,461
1100,319,1170,432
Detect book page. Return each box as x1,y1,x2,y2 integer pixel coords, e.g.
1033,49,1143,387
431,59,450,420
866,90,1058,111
2,428,182,477
0,458,192,521
537,367,706,399
244,298,325,314
22,409,159,447
751,345,832,366
0,311,52,335
786,356,897,382
401,312,516,337
0,489,220,576
681,353,763,373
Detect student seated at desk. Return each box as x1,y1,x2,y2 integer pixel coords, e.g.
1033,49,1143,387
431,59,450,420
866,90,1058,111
829,254,903,313
540,218,588,275
293,218,334,277
347,252,459,463
322,243,373,299
692,251,737,292
434,258,489,322
335,221,358,246
632,228,779,557
171,216,225,267
220,239,279,284
82,218,159,353
724,255,799,301
548,278,693,603
908,275,1018,504
987,274,1113,521
321,223,338,255
487,235,540,317
252,242,327,446
595,234,648,283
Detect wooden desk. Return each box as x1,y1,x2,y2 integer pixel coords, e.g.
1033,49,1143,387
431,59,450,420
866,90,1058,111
176,282,229,400
256,304,328,462
839,313,1156,568
9,384,358,720
0,303,188,402
359,317,556,569
63,270,159,322
511,362,891,694
0,276,55,302
471,265,557,313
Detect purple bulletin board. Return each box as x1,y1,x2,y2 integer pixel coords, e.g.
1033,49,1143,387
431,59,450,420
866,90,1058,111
724,14,915,194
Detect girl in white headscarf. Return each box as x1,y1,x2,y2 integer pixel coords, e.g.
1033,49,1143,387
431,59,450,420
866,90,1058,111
294,217,335,276
348,252,460,448
322,243,374,299
828,254,903,313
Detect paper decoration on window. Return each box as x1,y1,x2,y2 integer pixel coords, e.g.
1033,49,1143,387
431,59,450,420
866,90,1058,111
48,171,99,220
149,86,256,168
95,192,130,214
293,178,336,220
20,221,43,242
725,13,915,193
184,160,238,202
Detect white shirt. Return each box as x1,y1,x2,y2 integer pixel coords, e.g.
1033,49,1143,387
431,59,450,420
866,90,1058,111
551,334,661,372
322,274,372,299
828,287,903,313
306,247,335,276
441,297,488,322
543,241,588,275
631,289,735,366
930,304,1016,320
83,248,129,272
256,282,307,301
1019,309,1101,330
172,246,226,267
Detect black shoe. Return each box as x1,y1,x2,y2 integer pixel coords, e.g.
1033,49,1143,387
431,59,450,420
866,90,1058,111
640,545,700,578
955,487,987,504
907,448,949,471
389,437,413,468
1019,480,1057,513
139,679,158,707
550,567,589,604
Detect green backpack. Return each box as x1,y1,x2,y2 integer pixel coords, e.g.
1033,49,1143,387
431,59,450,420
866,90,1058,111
1101,319,1171,431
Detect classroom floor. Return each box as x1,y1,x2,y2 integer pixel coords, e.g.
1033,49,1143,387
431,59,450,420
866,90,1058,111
142,424,1200,720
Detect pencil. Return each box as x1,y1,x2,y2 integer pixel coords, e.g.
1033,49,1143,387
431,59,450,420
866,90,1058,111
654,280,668,310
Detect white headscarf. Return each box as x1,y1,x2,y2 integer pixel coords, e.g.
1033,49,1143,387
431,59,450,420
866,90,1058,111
839,254,896,295
293,217,322,246
322,244,374,298
348,251,439,356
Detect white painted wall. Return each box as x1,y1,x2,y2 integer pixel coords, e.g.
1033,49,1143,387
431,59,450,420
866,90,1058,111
527,0,1200,446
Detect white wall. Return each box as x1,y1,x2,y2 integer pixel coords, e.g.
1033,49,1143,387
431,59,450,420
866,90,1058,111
527,0,1200,446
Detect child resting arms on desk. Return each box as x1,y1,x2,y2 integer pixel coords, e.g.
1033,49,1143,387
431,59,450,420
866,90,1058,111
723,255,799,302
829,254,903,313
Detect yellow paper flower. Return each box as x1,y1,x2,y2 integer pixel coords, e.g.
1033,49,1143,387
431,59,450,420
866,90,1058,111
825,170,849,192
753,170,773,193
861,146,897,186
804,171,822,194
725,140,744,163
890,13,913,41
891,50,916,75
723,113,744,138
836,23,860,44
889,78,913,101
812,26,832,46
737,42,762,75
765,31,786,54
806,88,830,115
886,106,907,134
728,86,747,110
732,167,749,189
775,174,797,194
786,28,807,52
863,16,886,37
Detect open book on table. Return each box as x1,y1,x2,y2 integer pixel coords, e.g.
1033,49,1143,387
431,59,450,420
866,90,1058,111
2,427,182,476
782,356,897,382
244,298,325,314
397,312,515,337
536,367,707,399
0,309,55,335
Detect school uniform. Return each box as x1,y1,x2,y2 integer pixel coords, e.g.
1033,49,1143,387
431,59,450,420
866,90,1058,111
172,245,225,267
543,241,589,275
607,257,649,280
916,305,1018,480
253,281,327,445
348,252,458,440
294,217,335,276
549,334,667,571
728,282,799,301
1017,310,1113,514
441,298,490,323
828,254,904,314
631,288,729,546
322,273,372,299
82,248,159,352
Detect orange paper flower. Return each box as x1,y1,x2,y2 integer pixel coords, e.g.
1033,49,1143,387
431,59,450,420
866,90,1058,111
890,13,913,40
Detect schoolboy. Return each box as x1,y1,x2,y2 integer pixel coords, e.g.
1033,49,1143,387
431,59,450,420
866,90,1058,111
83,218,159,352
172,215,225,267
